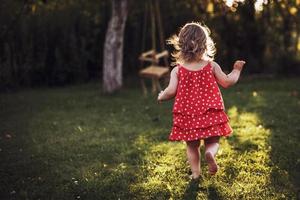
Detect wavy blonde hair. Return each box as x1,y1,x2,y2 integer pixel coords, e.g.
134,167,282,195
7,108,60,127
167,22,216,64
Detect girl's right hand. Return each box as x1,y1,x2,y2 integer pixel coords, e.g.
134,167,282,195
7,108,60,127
233,60,246,71
157,90,164,103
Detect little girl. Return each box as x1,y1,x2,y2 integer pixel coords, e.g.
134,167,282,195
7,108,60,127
157,22,245,179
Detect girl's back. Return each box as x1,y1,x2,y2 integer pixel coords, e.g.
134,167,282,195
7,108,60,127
170,62,232,141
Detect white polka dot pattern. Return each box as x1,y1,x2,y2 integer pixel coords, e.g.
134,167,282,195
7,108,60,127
169,63,233,141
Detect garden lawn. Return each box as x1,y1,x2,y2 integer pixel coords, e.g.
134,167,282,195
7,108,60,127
0,78,299,200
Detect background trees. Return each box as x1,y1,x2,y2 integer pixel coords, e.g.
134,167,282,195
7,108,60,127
0,0,299,90
103,0,128,93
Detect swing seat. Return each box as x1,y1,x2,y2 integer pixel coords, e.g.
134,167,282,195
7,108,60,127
137,0,169,96
138,50,169,95
139,65,169,78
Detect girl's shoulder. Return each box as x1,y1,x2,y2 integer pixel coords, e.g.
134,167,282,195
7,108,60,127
170,66,179,78
171,65,179,72
210,61,219,67
210,61,221,74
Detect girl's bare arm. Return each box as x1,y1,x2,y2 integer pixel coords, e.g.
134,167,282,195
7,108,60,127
211,60,246,88
157,67,178,102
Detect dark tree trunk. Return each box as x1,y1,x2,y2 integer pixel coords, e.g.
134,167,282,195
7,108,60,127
102,0,128,93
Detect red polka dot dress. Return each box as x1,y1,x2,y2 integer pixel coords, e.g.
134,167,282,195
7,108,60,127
169,62,233,141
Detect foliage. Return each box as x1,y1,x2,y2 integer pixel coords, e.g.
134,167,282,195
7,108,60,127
0,78,299,199
0,0,299,89
0,0,110,89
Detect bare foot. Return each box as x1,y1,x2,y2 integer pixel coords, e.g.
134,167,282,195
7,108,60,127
205,151,218,175
189,173,201,180
188,170,202,180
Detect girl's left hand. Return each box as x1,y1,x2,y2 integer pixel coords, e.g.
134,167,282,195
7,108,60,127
233,60,246,71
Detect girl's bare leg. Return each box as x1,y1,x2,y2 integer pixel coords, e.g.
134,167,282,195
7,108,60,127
204,137,220,175
186,140,201,179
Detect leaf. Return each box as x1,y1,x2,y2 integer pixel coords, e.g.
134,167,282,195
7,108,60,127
289,7,297,15
5,133,12,139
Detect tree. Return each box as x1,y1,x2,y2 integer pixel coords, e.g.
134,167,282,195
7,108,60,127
102,0,128,93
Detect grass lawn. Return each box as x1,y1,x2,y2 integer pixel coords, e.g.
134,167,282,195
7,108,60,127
0,77,299,199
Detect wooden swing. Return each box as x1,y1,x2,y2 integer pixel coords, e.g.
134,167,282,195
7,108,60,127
138,0,170,95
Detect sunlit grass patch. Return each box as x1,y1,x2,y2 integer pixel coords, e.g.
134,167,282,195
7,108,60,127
206,108,275,198
130,142,187,199
228,108,270,150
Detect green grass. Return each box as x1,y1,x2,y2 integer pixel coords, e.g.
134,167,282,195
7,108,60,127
0,78,299,199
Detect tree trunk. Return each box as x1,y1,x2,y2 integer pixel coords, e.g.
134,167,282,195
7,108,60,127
102,0,128,93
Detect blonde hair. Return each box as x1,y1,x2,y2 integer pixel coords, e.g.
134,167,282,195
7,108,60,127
167,22,216,64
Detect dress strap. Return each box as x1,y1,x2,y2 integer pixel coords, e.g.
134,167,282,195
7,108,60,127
208,61,215,74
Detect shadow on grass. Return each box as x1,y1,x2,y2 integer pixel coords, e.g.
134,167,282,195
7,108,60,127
256,90,300,197
0,87,171,199
182,178,224,200
182,178,201,200
207,185,224,200
225,80,300,198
